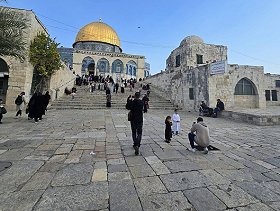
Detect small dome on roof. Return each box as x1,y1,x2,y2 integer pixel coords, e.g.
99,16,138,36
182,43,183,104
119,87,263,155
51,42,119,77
180,35,204,46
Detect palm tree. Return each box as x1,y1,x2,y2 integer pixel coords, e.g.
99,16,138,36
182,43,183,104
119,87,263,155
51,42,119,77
0,3,28,60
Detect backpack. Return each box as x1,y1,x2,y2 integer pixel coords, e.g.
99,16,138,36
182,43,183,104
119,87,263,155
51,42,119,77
15,95,23,105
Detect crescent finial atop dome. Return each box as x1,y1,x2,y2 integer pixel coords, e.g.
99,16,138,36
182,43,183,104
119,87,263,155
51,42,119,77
99,16,101,22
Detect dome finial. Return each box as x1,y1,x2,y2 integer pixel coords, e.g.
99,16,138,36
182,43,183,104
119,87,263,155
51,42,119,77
99,16,101,22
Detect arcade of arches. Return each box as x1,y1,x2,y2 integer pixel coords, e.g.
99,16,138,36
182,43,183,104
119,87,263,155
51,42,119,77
79,56,139,79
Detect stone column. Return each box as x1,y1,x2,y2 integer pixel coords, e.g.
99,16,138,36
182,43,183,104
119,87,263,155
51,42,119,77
94,64,97,76
109,65,112,76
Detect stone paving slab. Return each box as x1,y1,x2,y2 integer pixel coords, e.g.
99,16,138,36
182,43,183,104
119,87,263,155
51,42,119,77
208,184,259,208
51,163,93,186
160,171,213,191
1,109,280,210
109,180,142,211
21,172,55,191
0,148,34,161
183,187,227,211
134,176,168,198
236,181,280,202
0,190,44,211
164,159,202,173
0,160,44,194
35,182,109,211
140,191,193,211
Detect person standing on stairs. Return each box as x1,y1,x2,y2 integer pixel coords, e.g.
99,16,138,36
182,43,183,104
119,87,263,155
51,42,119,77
106,92,111,107
115,83,119,94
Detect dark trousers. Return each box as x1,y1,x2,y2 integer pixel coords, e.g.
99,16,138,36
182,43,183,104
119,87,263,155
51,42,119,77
16,110,22,116
188,133,196,148
143,104,147,113
131,122,143,147
214,108,221,117
0,113,2,122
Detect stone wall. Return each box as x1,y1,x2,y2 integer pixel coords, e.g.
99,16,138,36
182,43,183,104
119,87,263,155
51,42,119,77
146,35,279,112
170,66,209,110
263,73,280,106
208,64,266,109
145,71,176,103
47,64,76,101
146,64,268,111
234,95,257,108
1,7,77,111
2,7,48,110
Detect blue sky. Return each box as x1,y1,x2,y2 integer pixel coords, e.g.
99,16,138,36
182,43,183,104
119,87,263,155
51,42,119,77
2,0,280,74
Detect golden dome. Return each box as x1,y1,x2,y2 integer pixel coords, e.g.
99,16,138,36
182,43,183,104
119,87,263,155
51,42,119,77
74,21,121,48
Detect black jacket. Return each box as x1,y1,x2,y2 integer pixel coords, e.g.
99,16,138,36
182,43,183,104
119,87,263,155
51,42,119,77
165,121,172,140
216,101,224,111
126,99,144,123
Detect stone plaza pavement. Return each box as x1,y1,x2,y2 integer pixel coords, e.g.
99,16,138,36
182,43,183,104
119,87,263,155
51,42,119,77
0,109,280,211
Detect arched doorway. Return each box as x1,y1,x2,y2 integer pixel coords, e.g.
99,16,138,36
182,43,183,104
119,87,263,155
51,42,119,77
88,63,95,75
63,59,69,67
0,58,9,103
81,57,95,75
234,78,257,108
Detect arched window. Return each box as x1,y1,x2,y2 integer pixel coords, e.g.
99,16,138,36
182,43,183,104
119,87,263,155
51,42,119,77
234,78,255,95
112,60,123,73
97,58,109,73
126,61,137,76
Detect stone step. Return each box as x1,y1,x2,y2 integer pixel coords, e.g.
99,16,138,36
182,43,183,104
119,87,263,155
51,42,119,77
50,106,175,110
50,83,176,110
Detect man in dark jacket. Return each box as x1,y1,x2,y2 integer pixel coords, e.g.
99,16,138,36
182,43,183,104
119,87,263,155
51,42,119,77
126,92,144,155
213,99,224,118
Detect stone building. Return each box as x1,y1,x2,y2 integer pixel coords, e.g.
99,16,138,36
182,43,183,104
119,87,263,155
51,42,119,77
58,19,150,81
146,35,280,110
0,7,76,109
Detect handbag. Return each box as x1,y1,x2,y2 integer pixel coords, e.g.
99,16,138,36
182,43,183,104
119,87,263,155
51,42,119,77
146,104,149,109
1,107,7,114
128,111,132,121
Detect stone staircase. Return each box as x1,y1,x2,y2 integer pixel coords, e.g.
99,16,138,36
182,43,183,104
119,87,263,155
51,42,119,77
50,82,176,110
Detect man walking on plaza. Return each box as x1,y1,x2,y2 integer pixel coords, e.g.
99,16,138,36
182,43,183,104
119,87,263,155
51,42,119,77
188,117,210,154
126,92,144,155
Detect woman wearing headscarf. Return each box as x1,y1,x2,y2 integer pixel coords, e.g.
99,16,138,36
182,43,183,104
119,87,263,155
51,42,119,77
27,93,37,120
43,91,51,111
15,92,28,118
34,92,45,123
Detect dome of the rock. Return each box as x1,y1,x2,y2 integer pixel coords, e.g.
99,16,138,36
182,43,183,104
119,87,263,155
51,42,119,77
73,21,121,49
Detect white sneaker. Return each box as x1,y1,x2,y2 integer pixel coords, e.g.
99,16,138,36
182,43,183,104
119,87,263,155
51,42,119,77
188,148,196,152
204,147,208,154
